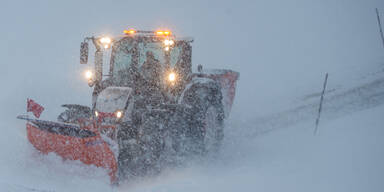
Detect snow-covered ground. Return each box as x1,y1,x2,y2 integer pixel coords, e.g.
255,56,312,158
1,0,384,191
122,104,384,192
1,84,383,192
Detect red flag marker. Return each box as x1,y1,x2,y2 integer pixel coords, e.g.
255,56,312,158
27,99,44,118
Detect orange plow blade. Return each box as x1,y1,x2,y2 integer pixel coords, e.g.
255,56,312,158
24,119,118,183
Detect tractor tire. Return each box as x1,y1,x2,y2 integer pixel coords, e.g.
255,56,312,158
181,78,225,155
117,111,165,180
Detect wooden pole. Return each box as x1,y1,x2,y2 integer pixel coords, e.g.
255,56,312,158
376,8,384,49
314,73,328,135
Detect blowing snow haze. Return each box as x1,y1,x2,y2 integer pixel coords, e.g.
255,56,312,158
1,0,384,118
1,0,384,191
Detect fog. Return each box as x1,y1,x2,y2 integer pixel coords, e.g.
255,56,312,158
1,0,382,119
1,0,384,191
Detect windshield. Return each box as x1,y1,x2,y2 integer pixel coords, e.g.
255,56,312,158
138,41,165,68
170,46,182,68
137,41,166,81
110,37,182,86
111,38,134,77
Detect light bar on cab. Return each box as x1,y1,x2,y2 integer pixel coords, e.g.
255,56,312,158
123,29,136,35
122,29,173,37
155,30,171,36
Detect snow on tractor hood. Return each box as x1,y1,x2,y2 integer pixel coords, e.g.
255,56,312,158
96,87,132,115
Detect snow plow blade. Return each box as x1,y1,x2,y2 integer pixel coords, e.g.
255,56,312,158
17,115,118,183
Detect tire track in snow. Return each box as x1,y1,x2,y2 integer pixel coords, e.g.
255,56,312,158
243,77,384,136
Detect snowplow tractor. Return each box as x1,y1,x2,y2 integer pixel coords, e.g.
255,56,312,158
18,29,239,184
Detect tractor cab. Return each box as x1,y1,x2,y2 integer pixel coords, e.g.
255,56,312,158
81,30,193,97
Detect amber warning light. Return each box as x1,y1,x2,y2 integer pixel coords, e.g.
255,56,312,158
155,30,171,36
123,29,136,35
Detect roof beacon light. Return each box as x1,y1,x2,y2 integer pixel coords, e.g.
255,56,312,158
155,30,171,36
156,31,164,35
123,29,136,35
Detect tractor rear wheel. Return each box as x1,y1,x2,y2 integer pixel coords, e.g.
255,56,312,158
181,79,225,155
202,105,224,153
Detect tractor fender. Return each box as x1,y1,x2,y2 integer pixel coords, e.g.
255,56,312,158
178,77,225,154
186,69,239,118
179,77,224,118
179,77,222,108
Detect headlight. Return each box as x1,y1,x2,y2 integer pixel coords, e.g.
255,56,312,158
168,72,176,82
99,36,112,49
163,39,174,46
115,110,123,119
94,111,99,117
85,70,93,80
164,39,174,52
164,39,170,45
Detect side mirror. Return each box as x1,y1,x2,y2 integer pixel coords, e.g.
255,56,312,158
80,42,89,64
197,64,203,73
